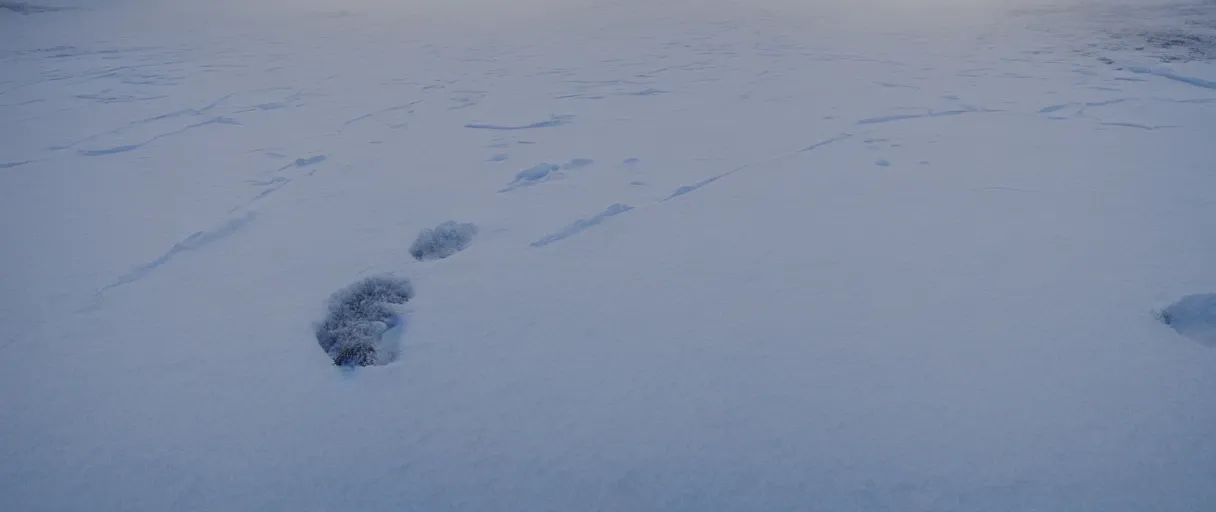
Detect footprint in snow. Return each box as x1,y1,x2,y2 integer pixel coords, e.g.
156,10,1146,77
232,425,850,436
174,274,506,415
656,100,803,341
1158,294,1216,347
500,159,594,192
315,276,414,367
410,221,478,261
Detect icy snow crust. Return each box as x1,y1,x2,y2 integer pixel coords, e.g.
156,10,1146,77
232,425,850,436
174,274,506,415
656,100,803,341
2,0,1216,510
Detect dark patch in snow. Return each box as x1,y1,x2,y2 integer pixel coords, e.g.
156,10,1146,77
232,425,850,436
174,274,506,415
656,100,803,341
316,276,414,367
1158,294,1216,347
410,221,478,261
489,154,508,162
876,159,891,167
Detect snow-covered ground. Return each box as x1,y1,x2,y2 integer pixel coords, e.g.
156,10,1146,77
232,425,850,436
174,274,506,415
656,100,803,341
3,0,1215,510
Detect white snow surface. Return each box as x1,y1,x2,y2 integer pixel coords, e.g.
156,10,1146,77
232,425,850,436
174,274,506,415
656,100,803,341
3,0,1216,510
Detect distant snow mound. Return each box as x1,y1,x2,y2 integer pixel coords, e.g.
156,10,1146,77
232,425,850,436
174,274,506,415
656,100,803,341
1158,293,1216,347
315,275,414,367
409,221,478,261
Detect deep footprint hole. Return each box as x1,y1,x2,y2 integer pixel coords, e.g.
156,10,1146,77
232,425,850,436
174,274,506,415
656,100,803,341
1158,293,1216,347
410,221,477,261
315,275,414,367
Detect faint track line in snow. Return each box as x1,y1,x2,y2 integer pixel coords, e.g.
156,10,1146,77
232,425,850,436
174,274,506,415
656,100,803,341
251,178,291,200
1084,98,1132,107
101,212,256,292
51,93,236,151
799,133,853,153
564,79,648,86
77,116,240,156
499,159,594,193
337,100,422,133
875,81,919,90
979,185,1036,193
0,3,71,13
0,160,33,169
663,170,739,201
531,135,851,248
618,88,668,96
857,107,999,125
1128,67,1216,90
341,113,373,128
237,155,328,208
1039,97,1212,120
1160,97,1216,104
530,204,634,248
1039,103,1074,113
247,176,288,187
1099,121,1175,130
278,155,326,172
75,93,169,104
465,115,572,130
51,88,298,152
662,133,852,202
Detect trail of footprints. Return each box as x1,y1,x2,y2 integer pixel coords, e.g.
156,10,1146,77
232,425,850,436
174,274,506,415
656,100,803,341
319,78,1216,366
316,220,479,367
